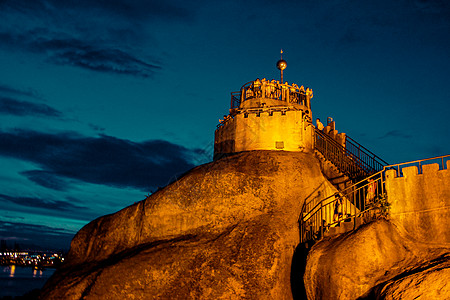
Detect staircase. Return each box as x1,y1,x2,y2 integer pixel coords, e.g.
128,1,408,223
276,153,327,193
300,129,390,245
324,217,363,237
314,128,388,182
302,142,449,245
300,171,387,245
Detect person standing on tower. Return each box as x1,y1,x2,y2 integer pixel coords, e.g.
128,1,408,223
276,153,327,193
253,78,261,97
261,78,267,98
316,118,324,131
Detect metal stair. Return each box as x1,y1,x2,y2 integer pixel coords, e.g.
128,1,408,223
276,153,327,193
299,130,391,245
301,150,450,245
324,217,364,237
314,128,388,183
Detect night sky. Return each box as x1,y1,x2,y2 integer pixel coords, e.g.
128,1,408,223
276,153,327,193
1,0,449,250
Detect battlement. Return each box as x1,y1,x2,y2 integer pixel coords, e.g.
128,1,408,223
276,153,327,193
385,158,450,244
229,79,313,112
386,161,450,178
214,78,315,160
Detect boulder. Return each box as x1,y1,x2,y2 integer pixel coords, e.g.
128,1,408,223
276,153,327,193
304,219,450,300
40,151,337,299
376,254,450,299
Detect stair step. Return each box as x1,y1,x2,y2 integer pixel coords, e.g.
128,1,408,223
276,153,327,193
342,221,354,232
324,226,340,237
323,217,365,238
354,217,363,228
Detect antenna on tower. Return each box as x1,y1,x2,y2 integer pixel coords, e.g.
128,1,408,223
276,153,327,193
276,49,287,83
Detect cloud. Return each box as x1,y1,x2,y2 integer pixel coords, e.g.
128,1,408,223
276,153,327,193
378,130,413,140
88,123,106,132
0,0,197,77
0,31,162,77
304,0,450,52
0,97,62,117
0,193,87,211
43,40,161,77
0,83,41,99
0,220,75,250
0,83,60,118
0,129,202,191
413,0,450,14
0,0,194,23
20,170,70,191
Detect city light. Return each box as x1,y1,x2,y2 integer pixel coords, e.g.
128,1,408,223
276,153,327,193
1,250,65,270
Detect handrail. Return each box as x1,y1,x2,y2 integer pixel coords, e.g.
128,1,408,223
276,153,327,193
315,128,388,180
299,154,450,244
345,135,389,174
231,91,241,110
315,129,376,180
346,136,389,166
300,169,385,243
230,79,312,109
387,154,450,175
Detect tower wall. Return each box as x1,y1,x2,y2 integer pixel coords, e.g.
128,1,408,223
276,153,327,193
235,110,313,152
214,79,314,160
385,162,450,244
214,119,236,156
214,110,314,159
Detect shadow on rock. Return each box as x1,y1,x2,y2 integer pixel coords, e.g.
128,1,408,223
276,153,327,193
291,242,311,300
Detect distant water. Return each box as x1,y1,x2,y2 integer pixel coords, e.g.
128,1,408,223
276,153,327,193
0,265,55,298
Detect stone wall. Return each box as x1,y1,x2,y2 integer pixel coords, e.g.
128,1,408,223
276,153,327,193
385,162,450,244
214,110,314,159
322,120,346,148
214,118,236,157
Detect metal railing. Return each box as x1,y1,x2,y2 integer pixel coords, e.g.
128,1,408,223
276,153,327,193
299,154,450,244
346,135,388,174
315,128,388,181
300,171,385,243
231,91,241,110
230,80,311,110
387,155,450,175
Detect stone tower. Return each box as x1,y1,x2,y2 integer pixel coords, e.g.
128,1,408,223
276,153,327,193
214,57,315,160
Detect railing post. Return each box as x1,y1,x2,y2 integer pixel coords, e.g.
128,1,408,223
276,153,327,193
300,219,303,243
320,201,323,238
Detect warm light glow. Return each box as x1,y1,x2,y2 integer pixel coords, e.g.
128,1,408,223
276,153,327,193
9,265,15,278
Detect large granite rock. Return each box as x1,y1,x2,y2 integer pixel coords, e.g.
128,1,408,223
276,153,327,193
304,219,450,300
375,254,450,299
40,151,336,299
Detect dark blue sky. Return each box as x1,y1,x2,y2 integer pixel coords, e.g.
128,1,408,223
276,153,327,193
1,0,449,250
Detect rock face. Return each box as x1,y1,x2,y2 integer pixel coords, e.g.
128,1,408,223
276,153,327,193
41,150,450,299
40,151,337,299
304,219,450,300
376,255,450,299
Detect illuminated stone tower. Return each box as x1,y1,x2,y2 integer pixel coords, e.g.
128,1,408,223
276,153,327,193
214,54,315,160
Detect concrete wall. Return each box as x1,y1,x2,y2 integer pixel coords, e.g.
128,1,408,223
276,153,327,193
234,110,313,152
214,110,314,158
214,119,236,156
385,162,450,244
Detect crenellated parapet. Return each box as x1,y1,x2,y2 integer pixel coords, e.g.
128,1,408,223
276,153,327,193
320,117,346,148
385,160,450,244
229,79,313,113
214,78,315,160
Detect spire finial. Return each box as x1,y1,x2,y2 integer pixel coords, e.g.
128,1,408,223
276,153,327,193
276,50,287,83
